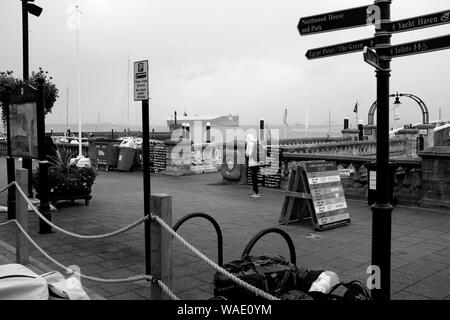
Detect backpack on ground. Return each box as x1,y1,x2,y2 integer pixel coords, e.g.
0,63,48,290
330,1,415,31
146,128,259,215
213,228,323,300
0,264,49,300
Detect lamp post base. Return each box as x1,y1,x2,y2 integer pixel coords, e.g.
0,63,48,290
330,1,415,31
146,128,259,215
370,202,393,301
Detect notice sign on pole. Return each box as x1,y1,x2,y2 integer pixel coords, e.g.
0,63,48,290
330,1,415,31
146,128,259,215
303,161,351,230
134,60,149,101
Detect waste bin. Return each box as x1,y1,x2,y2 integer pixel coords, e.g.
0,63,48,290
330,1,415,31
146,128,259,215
366,161,397,206
116,147,138,171
94,141,120,171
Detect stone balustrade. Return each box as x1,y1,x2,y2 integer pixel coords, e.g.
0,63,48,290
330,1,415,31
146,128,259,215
279,137,407,158
280,152,423,206
279,136,352,147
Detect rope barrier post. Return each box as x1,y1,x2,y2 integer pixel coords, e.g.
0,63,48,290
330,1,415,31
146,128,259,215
150,194,172,300
15,168,29,264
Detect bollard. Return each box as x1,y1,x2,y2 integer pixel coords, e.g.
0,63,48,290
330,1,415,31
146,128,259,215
15,168,29,265
150,194,173,300
206,122,211,143
259,119,265,141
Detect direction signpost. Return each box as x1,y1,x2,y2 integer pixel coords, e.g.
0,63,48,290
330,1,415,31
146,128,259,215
297,0,450,301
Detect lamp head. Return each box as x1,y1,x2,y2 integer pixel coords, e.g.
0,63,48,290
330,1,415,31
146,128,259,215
25,2,43,17
393,92,401,105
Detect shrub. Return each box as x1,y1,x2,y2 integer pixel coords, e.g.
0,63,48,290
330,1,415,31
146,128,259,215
0,68,59,126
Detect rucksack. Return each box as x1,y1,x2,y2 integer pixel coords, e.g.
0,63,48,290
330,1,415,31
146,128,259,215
0,264,49,300
213,228,322,300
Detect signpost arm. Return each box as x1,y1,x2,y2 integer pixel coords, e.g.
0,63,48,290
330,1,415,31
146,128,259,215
371,0,393,301
36,78,51,234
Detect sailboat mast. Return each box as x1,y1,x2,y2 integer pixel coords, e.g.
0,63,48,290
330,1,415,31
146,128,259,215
127,55,130,132
66,85,69,132
328,111,331,135
305,107,309,137
76,5,82,156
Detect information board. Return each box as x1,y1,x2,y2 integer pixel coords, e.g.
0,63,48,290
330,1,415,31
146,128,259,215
9,102,38,159
279,161,351,231
303,161,351,230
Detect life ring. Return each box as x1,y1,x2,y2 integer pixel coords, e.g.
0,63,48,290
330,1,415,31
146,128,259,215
221,150,242,181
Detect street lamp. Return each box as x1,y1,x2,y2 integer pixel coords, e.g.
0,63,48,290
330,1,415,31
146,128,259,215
22,0,43,81
10,0,44,202
392,92,401,130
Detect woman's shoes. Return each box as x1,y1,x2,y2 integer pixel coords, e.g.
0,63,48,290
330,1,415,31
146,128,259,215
249,192,261,198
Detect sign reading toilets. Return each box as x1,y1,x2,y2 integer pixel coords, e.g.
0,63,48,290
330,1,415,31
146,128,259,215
134,60,149,101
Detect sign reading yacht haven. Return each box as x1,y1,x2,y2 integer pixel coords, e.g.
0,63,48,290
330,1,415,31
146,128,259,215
134,60,149,101
388,35,450,58
298,5,376,36
389,10,450,33
303,161,351,230
306,37,375,60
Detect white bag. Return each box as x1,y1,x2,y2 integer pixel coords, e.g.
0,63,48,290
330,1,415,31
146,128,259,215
41,271,90,300
0,264,49,300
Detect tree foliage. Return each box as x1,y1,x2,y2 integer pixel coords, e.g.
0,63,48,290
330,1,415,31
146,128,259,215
0,68,59,126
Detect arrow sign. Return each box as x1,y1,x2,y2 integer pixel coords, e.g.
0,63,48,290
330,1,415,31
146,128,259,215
390,10,450,33
388,34,450,58
363,47,388,71
306,37,375,60
298,4,378,36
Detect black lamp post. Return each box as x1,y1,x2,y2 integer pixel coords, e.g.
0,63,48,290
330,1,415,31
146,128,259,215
22,0,43,198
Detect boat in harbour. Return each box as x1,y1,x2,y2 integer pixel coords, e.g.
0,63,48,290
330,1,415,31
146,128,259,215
167,113,239,129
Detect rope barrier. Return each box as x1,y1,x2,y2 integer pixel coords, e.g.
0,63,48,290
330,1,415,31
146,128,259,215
0,219,179,300
3,182,278,300
13,182,150,240
151,215,280,301
0,182,15,195
0,219,16,227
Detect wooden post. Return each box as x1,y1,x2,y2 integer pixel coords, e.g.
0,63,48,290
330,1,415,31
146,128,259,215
150,193,172,300
15,168,29,265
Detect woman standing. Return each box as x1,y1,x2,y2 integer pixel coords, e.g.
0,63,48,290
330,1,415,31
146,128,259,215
245,134,260,198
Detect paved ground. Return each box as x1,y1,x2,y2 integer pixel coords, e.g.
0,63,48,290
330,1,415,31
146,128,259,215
0,158,449,300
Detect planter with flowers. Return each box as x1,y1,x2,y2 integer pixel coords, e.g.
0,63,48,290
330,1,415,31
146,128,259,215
33,149,97,206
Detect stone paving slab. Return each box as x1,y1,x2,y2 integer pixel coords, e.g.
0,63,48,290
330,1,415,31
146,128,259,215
0,158,449,300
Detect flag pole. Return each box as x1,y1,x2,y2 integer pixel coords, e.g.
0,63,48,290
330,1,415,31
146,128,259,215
76,5,82,157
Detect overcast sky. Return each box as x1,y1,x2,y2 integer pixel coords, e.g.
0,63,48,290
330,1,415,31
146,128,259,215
1,0,449,128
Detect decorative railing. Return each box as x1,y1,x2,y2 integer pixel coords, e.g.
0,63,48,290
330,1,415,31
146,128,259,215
280,152,422,205
279,137,408,158
279,136,352,147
